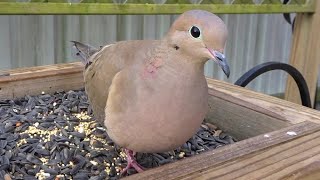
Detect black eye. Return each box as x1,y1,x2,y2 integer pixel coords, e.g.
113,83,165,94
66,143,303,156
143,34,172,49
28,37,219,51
190,26,201,38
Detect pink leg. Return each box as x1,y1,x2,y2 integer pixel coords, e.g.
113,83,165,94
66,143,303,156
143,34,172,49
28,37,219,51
121,149,144,175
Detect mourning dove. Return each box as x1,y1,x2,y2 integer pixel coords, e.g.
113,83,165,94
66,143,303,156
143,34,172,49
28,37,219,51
72,9,229,174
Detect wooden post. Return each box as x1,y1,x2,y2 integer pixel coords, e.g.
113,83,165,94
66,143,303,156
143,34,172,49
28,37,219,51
285,1,320,107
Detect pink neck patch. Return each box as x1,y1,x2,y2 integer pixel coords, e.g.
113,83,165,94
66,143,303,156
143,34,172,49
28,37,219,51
141,64,158,79
141,58,162,79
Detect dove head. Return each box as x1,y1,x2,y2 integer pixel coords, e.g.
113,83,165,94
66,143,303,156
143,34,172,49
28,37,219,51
166,10,230,77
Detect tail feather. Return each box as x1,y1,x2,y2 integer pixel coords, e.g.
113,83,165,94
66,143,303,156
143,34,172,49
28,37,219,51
71,41,99,66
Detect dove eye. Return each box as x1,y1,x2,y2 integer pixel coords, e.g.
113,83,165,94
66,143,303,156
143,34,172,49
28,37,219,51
189,26,201,38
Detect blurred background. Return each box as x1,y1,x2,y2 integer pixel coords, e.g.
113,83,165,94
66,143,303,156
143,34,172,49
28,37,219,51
0,14,319,106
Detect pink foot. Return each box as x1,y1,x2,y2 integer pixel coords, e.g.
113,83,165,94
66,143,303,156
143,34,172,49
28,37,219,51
121,149,144,176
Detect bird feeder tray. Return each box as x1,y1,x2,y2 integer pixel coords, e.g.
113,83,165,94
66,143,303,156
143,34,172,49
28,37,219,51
1,62,320,179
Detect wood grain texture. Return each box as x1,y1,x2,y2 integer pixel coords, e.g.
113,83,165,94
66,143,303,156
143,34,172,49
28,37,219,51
207,78,320,125
0,62,84,100
183,126,320,180
206,95,292,141
125,121,320,180
285,1,320,107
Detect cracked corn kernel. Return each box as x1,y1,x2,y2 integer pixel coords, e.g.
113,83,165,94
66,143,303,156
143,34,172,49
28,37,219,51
179,152,185,158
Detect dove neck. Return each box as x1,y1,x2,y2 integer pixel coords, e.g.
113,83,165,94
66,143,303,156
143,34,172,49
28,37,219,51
168,54,205,74
158,40,206,75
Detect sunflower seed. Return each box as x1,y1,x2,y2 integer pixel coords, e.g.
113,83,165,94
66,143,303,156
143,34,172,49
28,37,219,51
27,165,40,176
0,140,7,149
42,165,58,175
34,149,50,156
26,154,42,164
69,132,85,139
74,172,89,180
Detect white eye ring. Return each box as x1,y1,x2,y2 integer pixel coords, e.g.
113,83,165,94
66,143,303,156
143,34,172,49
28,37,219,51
189,26,202,39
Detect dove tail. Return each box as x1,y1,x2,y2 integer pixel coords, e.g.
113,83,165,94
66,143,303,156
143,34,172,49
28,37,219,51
71,41,98,67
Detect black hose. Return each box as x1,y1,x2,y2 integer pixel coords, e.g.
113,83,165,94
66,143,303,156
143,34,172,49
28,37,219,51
234,62,312,108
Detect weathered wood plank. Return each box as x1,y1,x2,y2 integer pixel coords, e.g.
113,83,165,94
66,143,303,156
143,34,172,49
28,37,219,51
285,1,320,107
207,78,320,125
206,95,292,140
0,2,315,15
0,62,84,100
124,121,320,180
183,128,320,180
0,62,83,83
281,160,320,180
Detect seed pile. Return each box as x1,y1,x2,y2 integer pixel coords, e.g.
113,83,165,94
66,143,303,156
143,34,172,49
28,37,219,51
0,89,235,180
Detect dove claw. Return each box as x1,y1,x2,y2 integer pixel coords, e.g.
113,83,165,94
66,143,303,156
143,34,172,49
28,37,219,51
121,149,144,176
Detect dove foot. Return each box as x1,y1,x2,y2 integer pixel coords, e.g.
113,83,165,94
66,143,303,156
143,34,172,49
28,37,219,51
121,149,144,176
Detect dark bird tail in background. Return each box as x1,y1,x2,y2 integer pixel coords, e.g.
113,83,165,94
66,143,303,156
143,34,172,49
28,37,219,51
71,41,98,68
282,0,295,33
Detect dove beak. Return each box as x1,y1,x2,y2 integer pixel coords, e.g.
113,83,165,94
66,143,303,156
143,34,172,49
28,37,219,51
207,49,230,78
